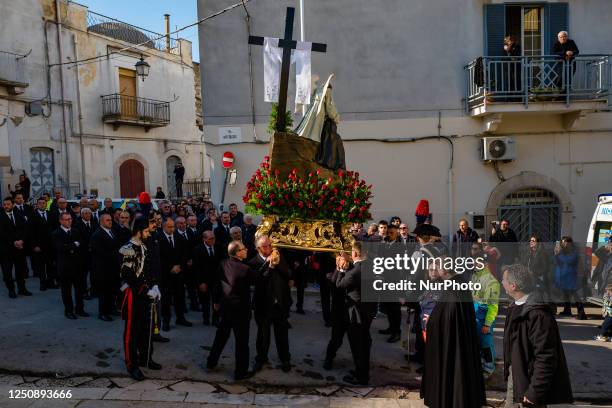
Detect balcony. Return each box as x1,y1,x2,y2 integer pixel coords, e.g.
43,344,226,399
0,50,28,93
102,93,170,131
465,55,612,131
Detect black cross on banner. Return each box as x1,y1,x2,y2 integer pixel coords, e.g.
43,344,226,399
248,7,327,132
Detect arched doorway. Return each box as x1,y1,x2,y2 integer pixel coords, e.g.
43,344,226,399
119,159,145,198
166,155,181,198
498,188,561,242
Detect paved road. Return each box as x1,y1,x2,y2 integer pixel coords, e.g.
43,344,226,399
0,277,610,407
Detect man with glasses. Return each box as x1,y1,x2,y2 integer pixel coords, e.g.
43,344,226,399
553,31,579,93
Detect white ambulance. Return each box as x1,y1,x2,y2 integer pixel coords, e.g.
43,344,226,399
586,193,612,304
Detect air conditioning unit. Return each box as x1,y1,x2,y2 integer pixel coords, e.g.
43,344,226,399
481,137,516,162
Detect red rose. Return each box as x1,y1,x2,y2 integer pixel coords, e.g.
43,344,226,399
338,170,344,177
336,206,343,212
270,201,276,207
340,199,346,205
316,168,321,175
264,156,270,162
298,201,304,208
269,193,275,199
256,193,262,199
256,203,262,209
345,191,351,197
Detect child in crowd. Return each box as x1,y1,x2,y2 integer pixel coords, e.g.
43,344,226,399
593,283,612,342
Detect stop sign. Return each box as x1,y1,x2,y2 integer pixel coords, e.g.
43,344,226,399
222,151,235,168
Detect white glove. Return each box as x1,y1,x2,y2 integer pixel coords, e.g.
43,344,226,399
147,285,161,301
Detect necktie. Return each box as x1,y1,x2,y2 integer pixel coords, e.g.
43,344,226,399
9,212,15,225
85,222,90,229
108,230,114,239
208,247,213,257
169,235,174,247
225,225,229,234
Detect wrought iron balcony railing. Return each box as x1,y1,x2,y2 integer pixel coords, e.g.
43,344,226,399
465,55,612,111
0,50,28,87
102,93,170,128
87,11,180,54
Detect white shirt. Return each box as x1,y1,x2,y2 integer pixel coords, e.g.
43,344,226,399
515,294,529,305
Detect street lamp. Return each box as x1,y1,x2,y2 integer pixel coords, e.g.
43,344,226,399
135,55,150,81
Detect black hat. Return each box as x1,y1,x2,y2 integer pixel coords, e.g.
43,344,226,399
412,223,441,237
132,216,149,235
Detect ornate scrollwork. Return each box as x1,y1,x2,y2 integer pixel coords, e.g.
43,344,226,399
256,215,354,252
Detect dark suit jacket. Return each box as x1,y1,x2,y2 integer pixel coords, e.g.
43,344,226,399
48,209,74,231
553,39,579,59
193,243,222,287
0,211,27,259
112,224,132,247
52,227,82,274
214,224,232,257
75,219,98,260
89,227,121,283
214,257,255,320
248,253,291,318
29,210,53,253
13,203,35,223
158,231,186,278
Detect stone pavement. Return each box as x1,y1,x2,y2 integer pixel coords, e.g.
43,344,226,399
0,277,610,407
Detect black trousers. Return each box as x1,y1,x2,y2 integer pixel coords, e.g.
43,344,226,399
383,302,402,334
59,267,84,313
31,249,55,286
347,313,374,383
198,290,218,324
1,250,28,291
97,278,117,316
161,273,186,322
208,313,250,376
122,287,154,371
255,314,291,364
325,317,348,362
317,272,332,324
185,265,198,307
294,268,306,310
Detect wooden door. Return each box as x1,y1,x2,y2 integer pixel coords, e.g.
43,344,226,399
119,159,145,198
119,68,137,119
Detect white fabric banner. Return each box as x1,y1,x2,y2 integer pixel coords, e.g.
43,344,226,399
293,41,312,107
263,37,282,103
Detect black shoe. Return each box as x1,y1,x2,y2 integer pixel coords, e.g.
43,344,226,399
162,321,170,332
18,289,32,296
576,312,587,320
76,310,89,317
387,333,401,343
46,281,59,289
65,312,77,320
153,334,170,343
128,367,145,381
234,371,255,381
203,319,210,326
296,308,306,315
287,322,292,329
558,310,572,317
83,294,92,300
408,353,424,364
324,321,332,328
190,303,200,312
40,283,47,291
343,374,368,386
206,360,217,370
110,310,121,317
176,318,193,327
323,359,333,370
98,314,113,322
8,289,17,299
253,360,266,372
378,328,392,335
281,361,291,372
147,360,162,370
415,366,424,374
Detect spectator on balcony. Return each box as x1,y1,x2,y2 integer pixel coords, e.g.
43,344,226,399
174,163,185,198
503,36,522,100
155,187,166,200
553,31,579,92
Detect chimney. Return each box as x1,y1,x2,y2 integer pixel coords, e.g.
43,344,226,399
164,14,170,52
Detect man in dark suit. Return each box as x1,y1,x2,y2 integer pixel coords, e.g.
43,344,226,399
228,203,244,228
53,212,88,319
193,230,221,325
158,218,192,330
336,241,376,385
75,208,98,300
30,197,57,290
214,212,232,257
249,235,292,373
178,215,199,311
48,197,74,231
13,192,35,221
201,209,218,232
112,211,132,246
90,214,121,321
99,197,114,217
207,240,255,380
1,196,32,298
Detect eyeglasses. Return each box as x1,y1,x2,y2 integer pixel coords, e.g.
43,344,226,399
399,227,408,230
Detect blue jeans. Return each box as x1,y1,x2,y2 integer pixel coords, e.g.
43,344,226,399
602,316,612,336
474,303,496,374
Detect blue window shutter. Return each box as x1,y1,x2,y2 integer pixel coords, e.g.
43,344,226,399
484,4,505,56
545,3,569,55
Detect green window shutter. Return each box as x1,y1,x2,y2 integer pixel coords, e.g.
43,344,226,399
484,4,505,56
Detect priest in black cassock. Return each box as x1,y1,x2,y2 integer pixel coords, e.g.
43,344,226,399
420,257,486,408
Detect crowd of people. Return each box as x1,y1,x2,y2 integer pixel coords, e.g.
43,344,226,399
2,190,611,407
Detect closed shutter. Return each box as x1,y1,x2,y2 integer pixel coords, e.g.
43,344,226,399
484,4,505,56
544,3,569,55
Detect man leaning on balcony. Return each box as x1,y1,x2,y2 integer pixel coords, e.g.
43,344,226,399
553,31,579,93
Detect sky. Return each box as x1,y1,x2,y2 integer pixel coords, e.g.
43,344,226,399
74,0,201,61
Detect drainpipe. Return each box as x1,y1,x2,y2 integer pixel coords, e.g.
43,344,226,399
55,0,70,186
72,33,87,193
164,14,171,52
